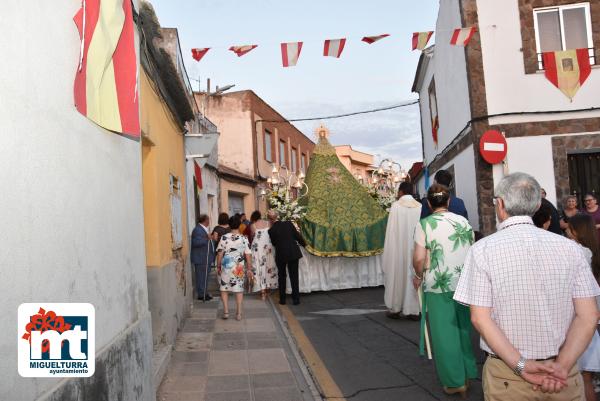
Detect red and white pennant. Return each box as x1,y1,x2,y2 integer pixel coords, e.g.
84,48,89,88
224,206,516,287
323,38,346,58
281,42,303,67
361,34,389,44
450,27,477,46
229,45,258,57
191,48,210,62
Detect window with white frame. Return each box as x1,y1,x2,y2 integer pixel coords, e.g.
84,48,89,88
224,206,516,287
264,130,273,162
291,147,298,172
533,2,595,69
301,153,306,173
169,174,183,250
279,140,287,166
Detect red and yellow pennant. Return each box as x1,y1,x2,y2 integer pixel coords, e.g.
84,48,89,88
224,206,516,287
412,31,433,51
73,0,140,138
543,49,591,100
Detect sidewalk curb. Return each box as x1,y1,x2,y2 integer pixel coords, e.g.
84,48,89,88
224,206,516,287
267,298,324,401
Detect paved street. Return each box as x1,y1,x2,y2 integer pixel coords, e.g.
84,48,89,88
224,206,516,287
282,287,485,401
157,288,316,401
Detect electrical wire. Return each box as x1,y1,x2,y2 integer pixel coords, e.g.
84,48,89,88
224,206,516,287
255,99,419,124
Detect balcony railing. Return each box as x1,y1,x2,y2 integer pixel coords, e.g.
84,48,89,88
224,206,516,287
537,47,596,71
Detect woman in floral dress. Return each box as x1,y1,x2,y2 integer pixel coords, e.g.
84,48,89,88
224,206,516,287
412,184,478,397
216,215,253,320
249,211,278,300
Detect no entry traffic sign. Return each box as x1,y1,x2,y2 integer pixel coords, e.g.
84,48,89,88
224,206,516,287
479,130,507,164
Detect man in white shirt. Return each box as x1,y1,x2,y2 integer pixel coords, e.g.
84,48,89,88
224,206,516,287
382,181,421,319
454,172,600,400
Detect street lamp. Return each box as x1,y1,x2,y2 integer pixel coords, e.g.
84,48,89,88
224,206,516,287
259,164,308,201
370,158,407,194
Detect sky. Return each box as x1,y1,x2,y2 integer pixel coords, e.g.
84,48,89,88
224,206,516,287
150,0,440,170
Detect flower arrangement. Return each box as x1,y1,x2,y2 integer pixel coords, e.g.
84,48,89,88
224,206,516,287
268,185,307,222
366,183,396,212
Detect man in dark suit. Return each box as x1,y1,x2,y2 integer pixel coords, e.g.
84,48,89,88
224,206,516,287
267,210,306,305
420,169,469,219
191,214,216,301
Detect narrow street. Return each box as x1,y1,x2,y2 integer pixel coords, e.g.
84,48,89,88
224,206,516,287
281,287,485,401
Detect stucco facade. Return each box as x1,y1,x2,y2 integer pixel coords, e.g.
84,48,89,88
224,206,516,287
196,90,315,216
334,145,375,183
0,2,153,400
140,68,192,355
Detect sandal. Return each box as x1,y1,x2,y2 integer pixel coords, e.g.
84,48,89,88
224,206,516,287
261,291,267,301
236,312,242,321
222,312,229,320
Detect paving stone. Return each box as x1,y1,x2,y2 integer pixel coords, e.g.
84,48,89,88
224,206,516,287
250,372,296,389
157,391,204,401
245,332,277,341
204,390,251,401
208,350,249,376
183,321,215,333
247,349,290,374
244,318,275,333
214,319,245,333
172,351,209,363
213,332,246,341
205,374,250,393
175,333,213,351
246,339,281,350
160,376,207,393
190,310,218,319
242,308,271,318
253,386,304,401
167,362,209,377
212,339,247,351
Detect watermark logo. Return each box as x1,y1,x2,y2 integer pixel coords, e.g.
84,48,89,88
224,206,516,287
18,303,95,377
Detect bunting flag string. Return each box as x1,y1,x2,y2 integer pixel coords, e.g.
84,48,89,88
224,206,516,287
542,48,591,100
450,27,477,46
412,31,433,50
323,38,346,58
229,45,258,57
190,26,484,67
361,34,389,44
192,47,210,62
281,42,303,67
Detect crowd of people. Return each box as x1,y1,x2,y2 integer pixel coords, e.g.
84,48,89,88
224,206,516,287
190,209,306,321
383,170,600,400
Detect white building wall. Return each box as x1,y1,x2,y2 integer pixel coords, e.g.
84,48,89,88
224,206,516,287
421,0,473,164
492,132,600,208
477,0,600,125
440,145,480,230
0,2,152,400
415,145,479,230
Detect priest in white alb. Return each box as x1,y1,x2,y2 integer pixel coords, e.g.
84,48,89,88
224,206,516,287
382,181,421,319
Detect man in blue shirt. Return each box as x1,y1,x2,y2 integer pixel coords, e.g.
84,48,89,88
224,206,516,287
420,169,468,219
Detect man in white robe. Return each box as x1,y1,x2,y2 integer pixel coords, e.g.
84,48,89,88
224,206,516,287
383,181,421,319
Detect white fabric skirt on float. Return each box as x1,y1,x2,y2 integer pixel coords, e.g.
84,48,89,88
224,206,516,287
286,248,384,293
579,329,600,372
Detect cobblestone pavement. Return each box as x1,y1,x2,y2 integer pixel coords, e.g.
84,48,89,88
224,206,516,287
157,293,316,401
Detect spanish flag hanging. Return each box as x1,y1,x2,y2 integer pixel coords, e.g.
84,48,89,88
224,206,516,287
73,0,140,138
542,49,591,101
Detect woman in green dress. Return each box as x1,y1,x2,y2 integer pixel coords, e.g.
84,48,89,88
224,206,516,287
412,183,478,397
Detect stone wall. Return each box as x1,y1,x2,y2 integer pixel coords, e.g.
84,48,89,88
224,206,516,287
552,133,600,203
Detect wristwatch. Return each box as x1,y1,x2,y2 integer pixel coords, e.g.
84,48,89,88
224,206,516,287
514,357,526,376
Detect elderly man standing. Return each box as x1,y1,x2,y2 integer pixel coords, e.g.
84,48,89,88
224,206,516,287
191,214,216,301
454,172,600,400
382,181,421,319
